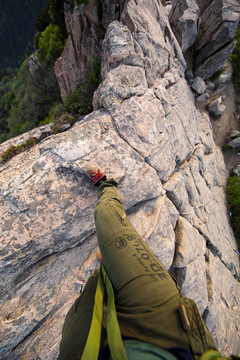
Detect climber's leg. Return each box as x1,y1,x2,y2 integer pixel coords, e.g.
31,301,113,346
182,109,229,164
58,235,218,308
94,179,217,353
58,269,107,360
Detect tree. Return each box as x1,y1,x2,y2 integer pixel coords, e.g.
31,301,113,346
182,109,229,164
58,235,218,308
37,24,65,63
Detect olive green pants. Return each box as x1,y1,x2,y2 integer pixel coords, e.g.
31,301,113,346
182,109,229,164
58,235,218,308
58,179,217,360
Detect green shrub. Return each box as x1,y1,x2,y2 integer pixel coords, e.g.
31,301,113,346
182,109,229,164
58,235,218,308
0,137,37,163
37,24,65,63
50,113,76,134
63,56,101,115
230,27,240,89
226,173,240,250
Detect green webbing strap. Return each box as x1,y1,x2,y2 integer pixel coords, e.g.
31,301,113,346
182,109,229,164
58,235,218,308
81,264,128,360
101,264,128,360
81,270,104,360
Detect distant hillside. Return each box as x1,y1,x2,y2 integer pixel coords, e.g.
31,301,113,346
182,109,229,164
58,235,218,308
0,0,47,70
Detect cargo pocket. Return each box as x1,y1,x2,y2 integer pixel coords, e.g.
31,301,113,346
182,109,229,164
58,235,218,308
109,201,128,227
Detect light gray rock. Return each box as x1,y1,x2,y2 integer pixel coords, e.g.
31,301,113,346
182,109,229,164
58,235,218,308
55,0,123,100
0,125,51,154
164,1,172,16
173,216,208,314
208,96,226,117
196,92,210,103
197,110,215,154
178,256,209,315
0,110,163,359
122,0,187,81
173,216,206,268
194,0,240,79
228,137,240,149
204,250,240,356
233,165,240,176
191,76,207,94
169,0,201,53
206,81,215,93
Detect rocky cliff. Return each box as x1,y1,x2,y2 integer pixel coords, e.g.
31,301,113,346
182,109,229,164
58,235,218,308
0,0,240,359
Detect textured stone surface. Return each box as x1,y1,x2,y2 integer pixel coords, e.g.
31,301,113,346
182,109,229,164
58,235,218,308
228,137,240,149
196,0,212,13
169,0,200,53
204,250,240,355
195,40,237,79
194,0,240,78
191,76,207,94
208,96,226,117
169,0,240,79
0,125,51,153
55,0,110,99
0,0,240,359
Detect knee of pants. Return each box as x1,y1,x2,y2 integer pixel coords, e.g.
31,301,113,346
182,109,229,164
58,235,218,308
95,198,123,224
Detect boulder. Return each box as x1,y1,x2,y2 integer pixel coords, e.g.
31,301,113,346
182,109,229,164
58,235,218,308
196,92,209,103
169,0,201,53
206,81,215,93
207,96,226,117
191,76,207,94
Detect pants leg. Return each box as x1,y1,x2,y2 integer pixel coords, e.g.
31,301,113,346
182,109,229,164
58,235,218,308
94,179,217,355
58,269,107,360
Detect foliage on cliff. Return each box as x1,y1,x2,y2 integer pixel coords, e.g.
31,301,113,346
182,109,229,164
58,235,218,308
0,0,67,143
231,27,240,89
63,56,102,115
227,173,240,250
0,59,62,143
37,24,65,63
0,0,102,144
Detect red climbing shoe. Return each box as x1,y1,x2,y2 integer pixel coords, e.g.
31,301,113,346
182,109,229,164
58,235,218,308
86,166,107,186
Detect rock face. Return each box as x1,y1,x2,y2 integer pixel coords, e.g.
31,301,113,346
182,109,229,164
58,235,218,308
169,0,201,53
54,0,105,100
194,0,240,78
1,1,240,359
54,0,126,100
168,0,240,79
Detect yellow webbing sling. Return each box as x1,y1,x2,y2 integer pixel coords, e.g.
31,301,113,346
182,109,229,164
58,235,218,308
81,264,128,360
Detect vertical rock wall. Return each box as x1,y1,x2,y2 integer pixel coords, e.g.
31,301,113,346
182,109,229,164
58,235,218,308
0,0,240,359
168,0,240,78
